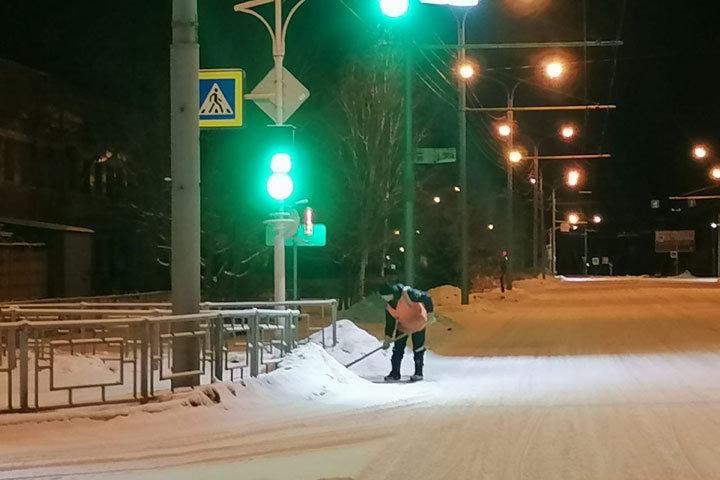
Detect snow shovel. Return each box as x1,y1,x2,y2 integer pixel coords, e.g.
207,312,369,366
344,331,410,368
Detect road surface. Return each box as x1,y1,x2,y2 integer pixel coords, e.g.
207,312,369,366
2,278,720,480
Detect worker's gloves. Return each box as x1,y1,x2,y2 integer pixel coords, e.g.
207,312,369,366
382,336,392,350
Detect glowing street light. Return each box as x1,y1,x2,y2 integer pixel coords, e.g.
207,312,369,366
458,63,476,80
560,124,577,140
566,169,581,187
488,224,495,231
399,246,406,253
567,213,580,225
592,214,603,224
711,166,720,180
692,144,710,160
529,177,537,185
380,0,409,17
393,229,401,236
497,123,512,138
508,150,523,164
454,185,461,192
545,61,564,79
712,222,718,230
433,196,441,204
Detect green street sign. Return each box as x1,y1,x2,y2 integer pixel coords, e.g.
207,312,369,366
265,224,326,247
415,148,456,165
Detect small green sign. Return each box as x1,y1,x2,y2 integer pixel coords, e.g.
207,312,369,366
415,148,456,165
265,224,326,247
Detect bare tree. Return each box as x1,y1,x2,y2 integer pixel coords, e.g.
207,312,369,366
336,48,409,299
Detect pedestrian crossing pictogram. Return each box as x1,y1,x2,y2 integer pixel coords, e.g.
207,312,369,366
199,69,244,128
200,83,234,115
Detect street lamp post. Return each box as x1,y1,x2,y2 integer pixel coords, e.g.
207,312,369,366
171,0,201,388
457,9,472,305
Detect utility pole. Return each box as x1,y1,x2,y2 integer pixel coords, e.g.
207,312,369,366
458,12,470,304
170,0,201,388
403,35,416,287
552,188,557,275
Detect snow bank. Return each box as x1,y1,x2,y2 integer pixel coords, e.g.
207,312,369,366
244,342,371,401
428,285,461,306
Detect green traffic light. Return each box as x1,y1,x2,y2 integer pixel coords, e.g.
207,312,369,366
267,173,294,201
380,0,408,17
270,153,292,174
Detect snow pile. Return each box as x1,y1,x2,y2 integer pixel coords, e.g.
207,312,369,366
308,319,421,379
244,342,371,401
674,270,696,279
52,352,119,387
428,285,461,306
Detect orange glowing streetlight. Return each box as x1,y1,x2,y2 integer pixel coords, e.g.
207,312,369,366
592,214,603,224
692,144,710,160
497,123,512,138
545,61,565,80
711,166,720,180
458,62,476,80
433,196,442,204
566,169,582,187
560,124,577,140
508,150,523,164
567,213,580,225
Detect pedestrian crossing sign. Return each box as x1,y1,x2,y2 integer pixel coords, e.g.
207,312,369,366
199,69,244,128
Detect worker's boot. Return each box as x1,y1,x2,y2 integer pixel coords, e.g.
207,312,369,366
411,350,424,382
384,348,403,382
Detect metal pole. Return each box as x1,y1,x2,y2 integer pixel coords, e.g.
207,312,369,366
274,223,286,302
403,37,415,286
552,188,557,275
539,170,547,279
171,0,200,388
273,0,284,126
293,243,298,300
717,214,720,277
506,91,514,284
466,105,616,113
584,229,589,275
532,147,539,273
458,13,469,305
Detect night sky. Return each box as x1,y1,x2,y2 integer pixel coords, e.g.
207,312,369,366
1,0,719,273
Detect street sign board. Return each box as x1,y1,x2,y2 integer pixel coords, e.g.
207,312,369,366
592,257,600,266
199,69,244,128
602,257,610,265
560,222,571,233
265,224,326,247
670,251,679,259
651,199,660,209
415,148,457,165
251,67,309,124
655,230,695,253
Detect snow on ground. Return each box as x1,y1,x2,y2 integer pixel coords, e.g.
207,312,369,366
3,278,720,479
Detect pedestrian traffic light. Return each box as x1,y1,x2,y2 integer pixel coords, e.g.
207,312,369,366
267,152,293,201
380,0,409,17
303,207,314,236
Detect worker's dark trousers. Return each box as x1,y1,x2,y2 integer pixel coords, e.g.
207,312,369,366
390,329,426,376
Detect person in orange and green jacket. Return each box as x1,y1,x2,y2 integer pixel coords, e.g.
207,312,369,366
379,283,435,382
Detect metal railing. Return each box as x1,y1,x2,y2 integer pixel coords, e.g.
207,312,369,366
1,298,338,346
0,308,301,412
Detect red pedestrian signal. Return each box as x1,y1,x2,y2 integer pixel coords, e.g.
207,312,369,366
303,207,314,236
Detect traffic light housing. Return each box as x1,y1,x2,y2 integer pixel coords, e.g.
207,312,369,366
265,125,296,202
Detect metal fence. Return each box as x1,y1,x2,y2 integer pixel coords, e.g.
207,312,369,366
1,299,338,346
0,308,303,412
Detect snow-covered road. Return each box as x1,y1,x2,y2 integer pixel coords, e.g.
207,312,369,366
2,278,720,480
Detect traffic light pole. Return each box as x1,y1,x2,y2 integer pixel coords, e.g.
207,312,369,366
403,36,416,287
170,0,201,388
